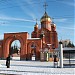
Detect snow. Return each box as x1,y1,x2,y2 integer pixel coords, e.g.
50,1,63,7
0,60,75,75
63,47,75,50
55,47,75,51
27,38,40,40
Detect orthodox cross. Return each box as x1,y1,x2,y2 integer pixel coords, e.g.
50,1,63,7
36,19,37,23
35,19,38,24
43,2,48,12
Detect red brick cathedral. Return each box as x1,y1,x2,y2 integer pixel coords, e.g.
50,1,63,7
32,11,58,48
0,7,58,61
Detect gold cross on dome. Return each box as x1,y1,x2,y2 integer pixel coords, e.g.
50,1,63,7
35,19,38,24
43,2,48,12
36,19,37,23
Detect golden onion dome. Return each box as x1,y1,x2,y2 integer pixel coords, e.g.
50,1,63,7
34,22,38,28
34,24,38,28
51,22,56,27
40,11,52,22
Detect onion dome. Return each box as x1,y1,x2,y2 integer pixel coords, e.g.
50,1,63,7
34,22,38,32
51,21,56,27
51,22,56,31
34,22,38,28
40,11,52,22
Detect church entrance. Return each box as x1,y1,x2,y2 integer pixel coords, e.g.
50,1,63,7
27,42,40,61
9,40,21,60
31,43,36,60
3,32,27,60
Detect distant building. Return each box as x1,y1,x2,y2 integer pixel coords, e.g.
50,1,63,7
63,47,75,59
55,47,75,59
60,39,74,47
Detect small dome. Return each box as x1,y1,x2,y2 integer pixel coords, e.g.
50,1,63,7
34,22,38,28
40,12,52,22
34,24,38,28
51,22,56,27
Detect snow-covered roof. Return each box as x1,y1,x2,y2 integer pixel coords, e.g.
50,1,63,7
27,38,41,40
55,47,75,51
63,47,75,51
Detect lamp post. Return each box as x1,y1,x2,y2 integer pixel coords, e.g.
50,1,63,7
47,44,51,61
59,41,63,68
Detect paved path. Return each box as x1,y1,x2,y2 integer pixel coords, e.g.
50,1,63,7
0,60,75,75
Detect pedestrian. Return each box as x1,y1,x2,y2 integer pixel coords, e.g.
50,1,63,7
6,55,10,68
54,55,58,68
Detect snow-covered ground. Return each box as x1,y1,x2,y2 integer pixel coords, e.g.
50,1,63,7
0,59,75,75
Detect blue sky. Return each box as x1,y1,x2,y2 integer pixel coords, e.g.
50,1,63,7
0,0,75,45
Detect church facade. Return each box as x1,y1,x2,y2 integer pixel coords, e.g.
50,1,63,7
0,11,58,61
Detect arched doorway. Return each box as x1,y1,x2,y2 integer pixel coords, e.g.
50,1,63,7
9,40,21,60
3,35,25,60
27,42,40,60
31,43,36,60
3,32,28,60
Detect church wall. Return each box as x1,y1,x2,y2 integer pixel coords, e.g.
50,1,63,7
53,32,58,48
44,31,50,43
41,21,51,31
47,31,58,48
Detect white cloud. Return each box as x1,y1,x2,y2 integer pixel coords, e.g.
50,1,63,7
14,25,33,28
53,18,67,22
0,34,4,40
0,20,9,26
57,26,75,30
0,15,36,28
25,0,33,5
0,15,35,28
67,2,75,7
59,1,75,7
16,0,37,20
28,13,37,20
64,1,75,7
0,16,35,22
